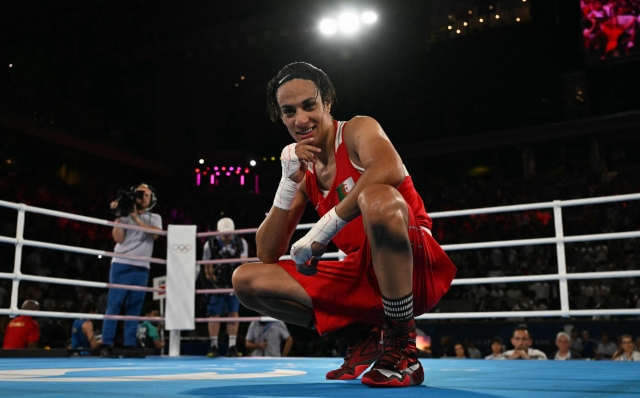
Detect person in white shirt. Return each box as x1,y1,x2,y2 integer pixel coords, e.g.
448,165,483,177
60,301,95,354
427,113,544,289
503,324,547,360
612,334,640,362
485,336,506,360
553,332,582,360
102,183,162,358
245,320,293,357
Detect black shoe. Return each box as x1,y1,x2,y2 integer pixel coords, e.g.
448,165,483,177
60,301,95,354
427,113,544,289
122,346,146,358
100,345,118,358
207,345,218,358
227,345,242,357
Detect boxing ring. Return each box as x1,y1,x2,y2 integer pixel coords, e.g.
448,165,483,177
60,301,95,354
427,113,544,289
0,193,639,397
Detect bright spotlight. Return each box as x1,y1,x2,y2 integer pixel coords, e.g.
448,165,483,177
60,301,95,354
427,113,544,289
199,159,204,164
319,18,338,35
361,11,377,24
338,12,360,33
250,160,257,166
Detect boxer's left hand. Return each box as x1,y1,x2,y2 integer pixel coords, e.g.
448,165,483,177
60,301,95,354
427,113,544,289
291,208,346,275
294,244,326,276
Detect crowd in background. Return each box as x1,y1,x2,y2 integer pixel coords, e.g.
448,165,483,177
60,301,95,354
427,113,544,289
0,139,639,354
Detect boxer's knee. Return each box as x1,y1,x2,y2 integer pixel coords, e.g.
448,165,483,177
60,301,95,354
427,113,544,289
358,184,410,252
358,184,408,227
232,263,258,303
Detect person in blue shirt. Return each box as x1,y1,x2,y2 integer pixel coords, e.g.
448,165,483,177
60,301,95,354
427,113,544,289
69,301,101,355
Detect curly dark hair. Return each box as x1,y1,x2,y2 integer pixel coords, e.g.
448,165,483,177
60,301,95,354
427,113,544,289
266,61,337,123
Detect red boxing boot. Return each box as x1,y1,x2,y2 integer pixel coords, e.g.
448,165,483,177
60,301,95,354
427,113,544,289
361,317,424,388
326,324,383,380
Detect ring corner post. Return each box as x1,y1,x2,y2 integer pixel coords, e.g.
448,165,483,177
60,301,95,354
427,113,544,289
166,224,197,356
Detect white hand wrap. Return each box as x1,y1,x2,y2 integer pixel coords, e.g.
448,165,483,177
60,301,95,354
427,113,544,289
273,143,302,210
291,207,347,265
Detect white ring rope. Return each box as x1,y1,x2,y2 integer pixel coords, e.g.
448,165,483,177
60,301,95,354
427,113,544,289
0,200,168,235
0,192,638,326
426,192,640,218
0,235,166,265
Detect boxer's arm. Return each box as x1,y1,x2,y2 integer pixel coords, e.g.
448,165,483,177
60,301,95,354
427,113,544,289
257,182,308,264
334,116,405,221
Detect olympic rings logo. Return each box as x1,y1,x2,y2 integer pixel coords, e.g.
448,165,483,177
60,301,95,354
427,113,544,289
172,244,193,253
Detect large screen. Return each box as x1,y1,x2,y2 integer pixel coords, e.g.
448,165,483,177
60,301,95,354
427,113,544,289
581,0,640,63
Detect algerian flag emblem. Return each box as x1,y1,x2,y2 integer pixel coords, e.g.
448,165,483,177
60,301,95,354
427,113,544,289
336,177,355,202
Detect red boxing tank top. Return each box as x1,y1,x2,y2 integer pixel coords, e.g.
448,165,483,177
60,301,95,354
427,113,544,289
305,120,432,255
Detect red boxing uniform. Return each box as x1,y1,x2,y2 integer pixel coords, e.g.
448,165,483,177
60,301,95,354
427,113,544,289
2,315,40,349
277,120,457,335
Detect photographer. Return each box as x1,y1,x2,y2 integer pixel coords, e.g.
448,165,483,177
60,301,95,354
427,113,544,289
101,183,162,358
200,217,248,358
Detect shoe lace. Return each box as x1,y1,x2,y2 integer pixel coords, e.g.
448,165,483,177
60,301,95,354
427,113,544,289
376,327,409,368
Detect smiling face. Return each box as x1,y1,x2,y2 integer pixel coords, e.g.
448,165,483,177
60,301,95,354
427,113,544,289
276,78,333,146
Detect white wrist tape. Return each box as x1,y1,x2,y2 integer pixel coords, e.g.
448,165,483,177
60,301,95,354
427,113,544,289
273,144,302,210
291,207,348,265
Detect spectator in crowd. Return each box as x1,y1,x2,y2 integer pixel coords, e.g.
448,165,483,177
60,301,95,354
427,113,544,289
453,342,468,359
595,332,617,360
553,332,582,360
69,301,101,353
612,334,640,361
136,303,165,351
485,336,506,360
635,337,640,353
570,329,583,355
201,217,248,358
439,334,456,358
465,339,482,359
3,300,40,349
582,330,597,359
101,183,162,358
504,324,547,360
245,320,293,357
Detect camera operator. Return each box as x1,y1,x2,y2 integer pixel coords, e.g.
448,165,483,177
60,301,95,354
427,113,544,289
101,183,162,358
200,217,248,358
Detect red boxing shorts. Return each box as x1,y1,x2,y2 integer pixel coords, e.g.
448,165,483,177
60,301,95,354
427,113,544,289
277,205,457,336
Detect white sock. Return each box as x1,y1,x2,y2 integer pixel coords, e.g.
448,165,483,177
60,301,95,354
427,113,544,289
210,336,218,348
229,335,237,347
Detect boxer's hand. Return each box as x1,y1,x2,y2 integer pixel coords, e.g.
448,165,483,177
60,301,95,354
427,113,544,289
274,143,306,210
295,244,327,276
291,208,347,275
280,143,306,183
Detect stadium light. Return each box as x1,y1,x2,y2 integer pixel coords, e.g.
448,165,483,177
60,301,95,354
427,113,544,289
338,12,360,33
319,18,338,35
361,11,377,24
319,9,379,38
250,160,256,166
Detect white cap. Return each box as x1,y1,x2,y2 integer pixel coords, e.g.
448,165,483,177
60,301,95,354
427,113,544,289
217,217,235,232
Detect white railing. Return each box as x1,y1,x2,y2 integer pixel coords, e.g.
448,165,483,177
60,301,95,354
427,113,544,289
0,193,639,328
